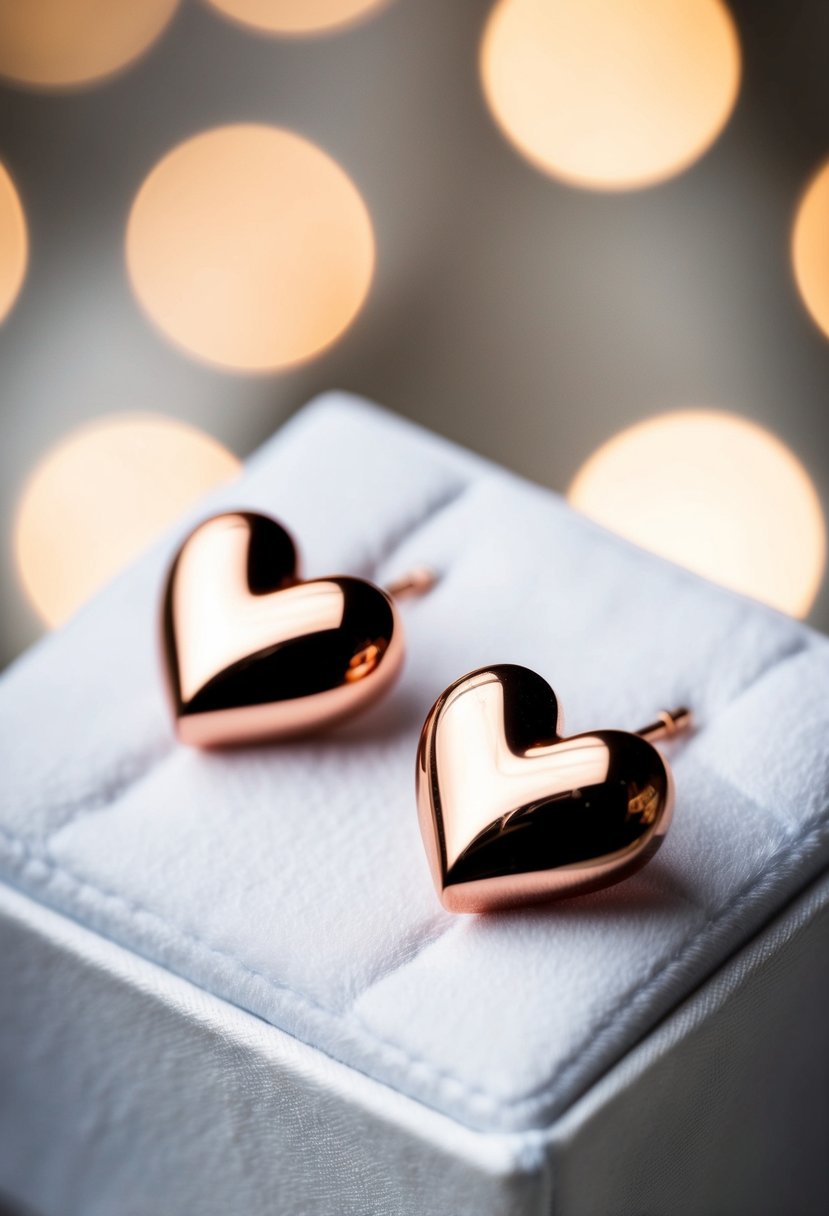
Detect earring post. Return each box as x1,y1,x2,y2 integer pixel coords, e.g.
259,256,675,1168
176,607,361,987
385,567,438,601
636,707,693,743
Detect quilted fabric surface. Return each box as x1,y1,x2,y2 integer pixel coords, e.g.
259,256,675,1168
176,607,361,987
2,393,828,1136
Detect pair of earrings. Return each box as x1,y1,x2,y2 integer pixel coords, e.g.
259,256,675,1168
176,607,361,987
162,511,691,914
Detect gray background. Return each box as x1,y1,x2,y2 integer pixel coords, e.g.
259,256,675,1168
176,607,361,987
2,0,829,668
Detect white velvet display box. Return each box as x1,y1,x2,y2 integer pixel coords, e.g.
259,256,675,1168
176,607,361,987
2,394,829,1216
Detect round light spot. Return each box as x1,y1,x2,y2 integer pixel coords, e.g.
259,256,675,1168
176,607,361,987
480,0,741,191
792,160,829,342
568,411,826,618
0,0,179,90
15,414,240,628
126,125,375,372
0,162,27,323
204,0,389,36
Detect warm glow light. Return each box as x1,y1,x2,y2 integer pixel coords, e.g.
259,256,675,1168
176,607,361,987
480,0,741,191
204,0,389,36
15,415,240,628
568,412,826,618
792,160,829,342
126,125,375,373
0,162,27,323
0,0,179,90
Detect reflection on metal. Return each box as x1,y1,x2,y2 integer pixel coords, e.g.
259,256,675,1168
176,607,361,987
162,511,404,745
417,665,688,912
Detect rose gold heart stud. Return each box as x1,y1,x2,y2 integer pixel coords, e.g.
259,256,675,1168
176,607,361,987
161,511,434,747
416,664,691,912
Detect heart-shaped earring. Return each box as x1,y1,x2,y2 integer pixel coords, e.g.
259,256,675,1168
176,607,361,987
416,664,691,912
161,510,433,746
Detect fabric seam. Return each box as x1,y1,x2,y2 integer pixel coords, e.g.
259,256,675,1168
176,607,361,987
2,793,828,1125
2,484,826,1125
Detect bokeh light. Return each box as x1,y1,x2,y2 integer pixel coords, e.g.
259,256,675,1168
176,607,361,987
480,0,741,191
568,411,826,618
0,162,27,324
204,0,389,37
126,124,375,373
0,0,179,91
15,414,240,628
792,160,829,342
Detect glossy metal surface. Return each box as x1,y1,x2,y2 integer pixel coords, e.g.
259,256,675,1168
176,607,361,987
417,665,686,912
162,511,403,746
